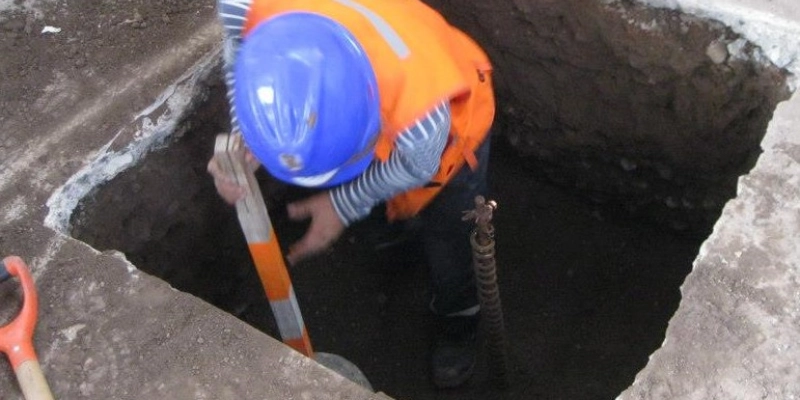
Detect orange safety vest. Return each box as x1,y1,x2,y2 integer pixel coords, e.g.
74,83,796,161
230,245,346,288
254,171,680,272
244,0,495,221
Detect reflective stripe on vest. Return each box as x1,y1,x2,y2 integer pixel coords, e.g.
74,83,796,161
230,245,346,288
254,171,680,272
332,0,409,59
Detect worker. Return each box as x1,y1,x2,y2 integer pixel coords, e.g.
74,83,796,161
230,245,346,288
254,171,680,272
207,0,495,389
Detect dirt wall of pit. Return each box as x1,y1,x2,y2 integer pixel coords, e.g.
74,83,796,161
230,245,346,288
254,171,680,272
428,0,790,234
1,0,799,399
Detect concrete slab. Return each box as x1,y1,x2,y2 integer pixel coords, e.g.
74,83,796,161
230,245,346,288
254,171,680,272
1,0,799,399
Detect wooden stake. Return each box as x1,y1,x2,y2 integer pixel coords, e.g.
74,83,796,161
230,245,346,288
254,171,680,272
214,133,313,357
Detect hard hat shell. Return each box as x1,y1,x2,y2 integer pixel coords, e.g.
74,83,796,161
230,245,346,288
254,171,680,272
234,12,381,188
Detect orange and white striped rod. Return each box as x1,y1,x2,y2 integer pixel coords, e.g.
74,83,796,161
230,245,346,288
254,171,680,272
214,133,313,357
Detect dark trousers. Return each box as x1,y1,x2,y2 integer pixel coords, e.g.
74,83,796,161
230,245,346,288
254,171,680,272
419,136,491,317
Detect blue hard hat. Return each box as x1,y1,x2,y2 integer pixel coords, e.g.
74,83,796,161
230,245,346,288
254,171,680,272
234,12,381,188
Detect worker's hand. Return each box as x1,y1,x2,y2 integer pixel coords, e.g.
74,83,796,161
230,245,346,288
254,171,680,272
207,150,260,205
286,192,344,265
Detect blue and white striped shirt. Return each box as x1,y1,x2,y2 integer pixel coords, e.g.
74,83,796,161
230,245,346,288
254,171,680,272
217,0,450,226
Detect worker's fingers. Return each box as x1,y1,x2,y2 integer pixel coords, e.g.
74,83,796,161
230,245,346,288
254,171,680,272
286,235,325,265
285,199,319,264
206,156,231,182
285,192,344,265
244,149,260,173
286,223,338,265
207,157,246,205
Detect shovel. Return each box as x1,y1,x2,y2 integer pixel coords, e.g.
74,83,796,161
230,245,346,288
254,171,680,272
0,256,54,400
214,133,371,390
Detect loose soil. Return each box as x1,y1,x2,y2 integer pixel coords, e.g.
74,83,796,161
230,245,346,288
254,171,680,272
0,0,215,134
0,0,790,399
71,82,704,400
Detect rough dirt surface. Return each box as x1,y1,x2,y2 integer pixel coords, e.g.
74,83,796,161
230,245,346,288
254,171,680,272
0,0,218,224
2,0,798,399
71,82,704,400
0,0,213,136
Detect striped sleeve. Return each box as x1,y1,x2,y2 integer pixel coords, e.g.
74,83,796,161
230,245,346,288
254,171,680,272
330,101,451,226
217,0,253,134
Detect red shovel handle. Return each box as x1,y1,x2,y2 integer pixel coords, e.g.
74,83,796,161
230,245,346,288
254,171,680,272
1,256,54,400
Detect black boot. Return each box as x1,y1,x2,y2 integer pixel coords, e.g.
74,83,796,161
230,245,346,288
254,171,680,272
431,314,479,389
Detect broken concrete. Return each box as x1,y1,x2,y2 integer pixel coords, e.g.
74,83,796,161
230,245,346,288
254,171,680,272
1,0,799,399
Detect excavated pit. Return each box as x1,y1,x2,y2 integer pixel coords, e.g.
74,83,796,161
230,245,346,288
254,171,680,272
69,3,790,400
